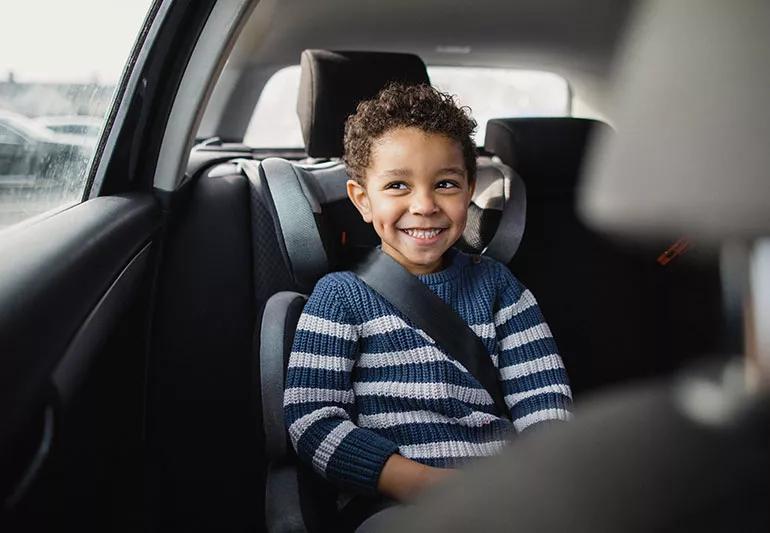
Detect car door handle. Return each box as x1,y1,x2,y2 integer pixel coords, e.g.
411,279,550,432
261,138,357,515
3,404,55,511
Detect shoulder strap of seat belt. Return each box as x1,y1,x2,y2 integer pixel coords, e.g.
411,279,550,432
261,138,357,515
353,249,509,418
483,168,526,264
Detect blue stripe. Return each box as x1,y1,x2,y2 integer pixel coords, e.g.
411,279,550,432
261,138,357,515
512,393,572,415
361,331,433,352
324,427,399,494
356,395,497,418
500,368,570,395
496,303,546,331
499,337,559,362
378,421,510,446
355,360,483,387
291,329,358,353
286,367,351,391
284,400,352,426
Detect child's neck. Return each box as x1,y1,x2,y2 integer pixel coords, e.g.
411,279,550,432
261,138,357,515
379,244,451,275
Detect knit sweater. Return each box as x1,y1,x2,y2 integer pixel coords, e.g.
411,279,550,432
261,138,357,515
284,249,572,495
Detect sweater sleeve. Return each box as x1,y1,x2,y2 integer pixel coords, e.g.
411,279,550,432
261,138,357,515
284,275,400,495
492,266,572,432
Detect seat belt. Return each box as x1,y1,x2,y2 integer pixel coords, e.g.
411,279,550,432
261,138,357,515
240,157,329,293
482,168,527,264
353,249,509,418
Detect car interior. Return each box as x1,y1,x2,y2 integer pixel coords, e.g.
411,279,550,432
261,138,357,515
0,0,761,532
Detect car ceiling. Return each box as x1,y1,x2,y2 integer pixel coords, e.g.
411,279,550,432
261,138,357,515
202,0,637,141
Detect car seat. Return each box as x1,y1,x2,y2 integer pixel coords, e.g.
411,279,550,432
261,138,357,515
252,50,526,532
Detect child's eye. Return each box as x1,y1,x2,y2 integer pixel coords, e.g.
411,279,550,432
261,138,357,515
384,182,408,191
436,180,460,189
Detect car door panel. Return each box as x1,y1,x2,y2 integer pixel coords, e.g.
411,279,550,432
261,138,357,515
1,0,256,529
0,193,161,508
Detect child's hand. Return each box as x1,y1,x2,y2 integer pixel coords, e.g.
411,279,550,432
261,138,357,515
378,453,457,502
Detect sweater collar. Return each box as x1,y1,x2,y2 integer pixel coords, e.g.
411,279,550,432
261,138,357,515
416,248,470,286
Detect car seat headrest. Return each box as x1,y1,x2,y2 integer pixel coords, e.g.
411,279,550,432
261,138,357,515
484,118,611,196
297,49,430,158
581,0,770,242
246,157,524,293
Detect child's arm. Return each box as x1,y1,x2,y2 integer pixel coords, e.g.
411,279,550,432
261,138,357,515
378,454,456,502
284,276,401,495
493,266,572,432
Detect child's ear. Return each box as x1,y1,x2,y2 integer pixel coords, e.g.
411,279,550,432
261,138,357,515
468,178,476,204
346,179,372,223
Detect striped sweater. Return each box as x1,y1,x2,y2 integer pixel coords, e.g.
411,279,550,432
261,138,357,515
284,249,572,495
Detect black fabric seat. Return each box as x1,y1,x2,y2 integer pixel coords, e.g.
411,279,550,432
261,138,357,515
484,117,728,394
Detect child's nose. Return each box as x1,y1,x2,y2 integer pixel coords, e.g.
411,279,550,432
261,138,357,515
410,190,439,215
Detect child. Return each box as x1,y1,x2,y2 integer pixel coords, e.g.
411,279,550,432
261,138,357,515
283,83,571,513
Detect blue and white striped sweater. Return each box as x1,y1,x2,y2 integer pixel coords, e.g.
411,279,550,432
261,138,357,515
284,250,572,495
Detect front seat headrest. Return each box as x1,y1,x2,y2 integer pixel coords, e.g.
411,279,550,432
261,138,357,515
484,117,610,196
297,49,430,158
581,0,770,242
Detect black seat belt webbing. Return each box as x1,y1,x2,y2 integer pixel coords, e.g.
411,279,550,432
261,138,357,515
353,249,509,418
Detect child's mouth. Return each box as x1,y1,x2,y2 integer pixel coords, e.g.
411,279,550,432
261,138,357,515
400,228,446,241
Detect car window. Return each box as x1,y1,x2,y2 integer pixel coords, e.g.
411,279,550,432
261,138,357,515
0,124,25,145
0,0,154,231
52,125,98,136
243,65,570,149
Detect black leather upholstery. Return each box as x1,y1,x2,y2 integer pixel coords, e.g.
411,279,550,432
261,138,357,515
297,50,430,158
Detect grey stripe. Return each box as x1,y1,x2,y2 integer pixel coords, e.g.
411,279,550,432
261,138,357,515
312,420,357,473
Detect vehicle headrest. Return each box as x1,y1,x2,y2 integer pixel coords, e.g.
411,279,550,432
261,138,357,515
297,49,430,158
484,117,611,196
581,0,770,242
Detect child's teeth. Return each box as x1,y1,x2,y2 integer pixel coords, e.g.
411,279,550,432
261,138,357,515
406,229,440,239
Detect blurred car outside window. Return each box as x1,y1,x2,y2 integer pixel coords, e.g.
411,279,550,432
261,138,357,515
243,65,570,149
0,0,154,231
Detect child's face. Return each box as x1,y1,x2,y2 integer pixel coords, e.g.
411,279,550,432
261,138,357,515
346,126,475,275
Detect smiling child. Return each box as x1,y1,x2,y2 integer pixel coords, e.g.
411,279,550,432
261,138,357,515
283,83,572,525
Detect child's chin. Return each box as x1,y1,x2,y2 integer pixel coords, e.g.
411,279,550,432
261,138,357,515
405,251,445,268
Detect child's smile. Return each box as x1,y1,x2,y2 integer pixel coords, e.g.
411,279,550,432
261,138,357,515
347,127,475,274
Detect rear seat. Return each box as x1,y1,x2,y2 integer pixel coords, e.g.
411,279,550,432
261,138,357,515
146,49,520,532
146,53,727,532
484,117,727,393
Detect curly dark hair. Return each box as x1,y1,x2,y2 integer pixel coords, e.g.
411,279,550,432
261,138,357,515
342,83,477,184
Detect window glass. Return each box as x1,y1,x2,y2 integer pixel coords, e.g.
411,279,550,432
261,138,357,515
0,0,154,231
428,67,570,145
243,65,569,148
244,66,305,149
0,124,25,145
